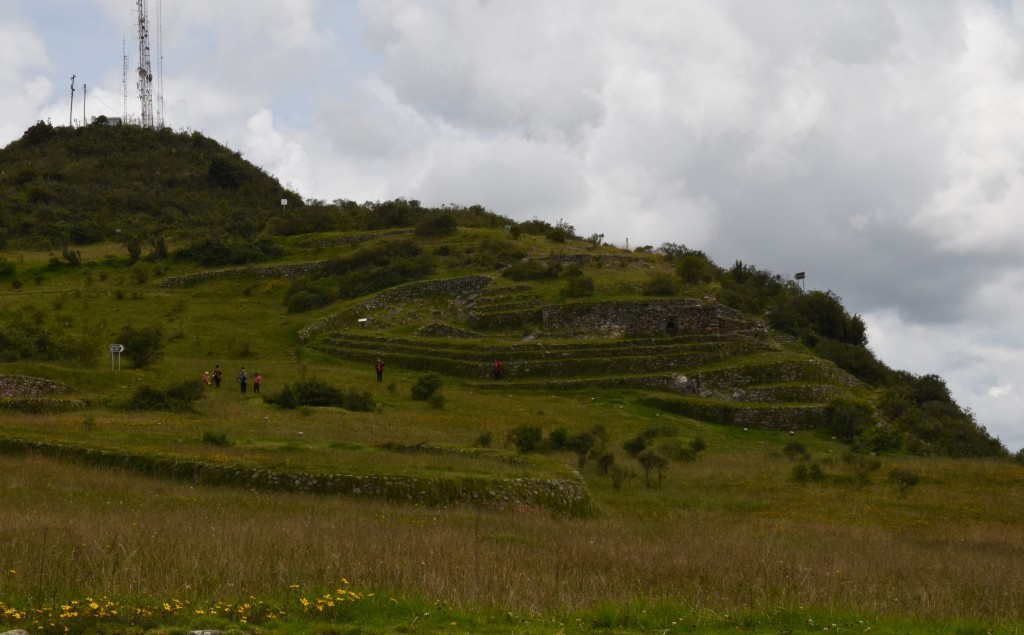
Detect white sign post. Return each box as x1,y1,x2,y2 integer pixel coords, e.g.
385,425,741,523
109,343,124,370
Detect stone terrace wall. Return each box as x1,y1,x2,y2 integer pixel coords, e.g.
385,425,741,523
540,300,763,337
300,275,494,339
0,375,72,398
159,261,327,288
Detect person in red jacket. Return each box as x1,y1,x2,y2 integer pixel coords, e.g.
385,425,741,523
375,358,385,383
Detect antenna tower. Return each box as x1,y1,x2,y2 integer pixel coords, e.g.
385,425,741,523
155,0,165,128
122,37,129,119
69,75,76,126
136,0,154,128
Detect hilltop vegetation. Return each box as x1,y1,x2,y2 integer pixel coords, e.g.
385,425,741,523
0,123,1020,633
0,122,1001,458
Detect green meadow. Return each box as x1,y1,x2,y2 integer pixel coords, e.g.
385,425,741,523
0,124,1021,633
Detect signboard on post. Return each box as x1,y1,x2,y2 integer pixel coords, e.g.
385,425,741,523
109,343,124,370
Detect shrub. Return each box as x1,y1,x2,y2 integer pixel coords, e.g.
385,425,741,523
502,260,561,281
117,324,164,368
825,399,874,443
783,441,811,461
427,392,445,409
844,452,881,486
623,435,647,458
509,425,543,454
344,389,376,412
475,431,493,448
889,468,920,495
202,431,233,447
597,452,616,475
414,213,458,237
264,379,374,411
548,427,569,451
642,272,678,297
125,381,204,412
294,378,346,407
560,275,594,298
792,462,826,482
608,464,635,489
411,373,444,401
264,384,300,409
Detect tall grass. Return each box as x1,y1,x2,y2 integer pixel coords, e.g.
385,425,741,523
2,454,1023,622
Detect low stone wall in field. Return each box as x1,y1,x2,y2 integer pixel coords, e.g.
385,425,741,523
0,375,72,398
158,261,327,288
0,438,594,517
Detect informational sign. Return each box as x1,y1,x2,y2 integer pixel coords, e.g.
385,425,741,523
109,343,124,370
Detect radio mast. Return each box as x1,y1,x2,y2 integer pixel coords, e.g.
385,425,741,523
156,0,165,128
136,0,154,128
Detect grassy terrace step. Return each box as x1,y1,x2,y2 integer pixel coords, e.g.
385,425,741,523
313,333,772,380
0,437,595,516
640,395,828,431
317,331,768,357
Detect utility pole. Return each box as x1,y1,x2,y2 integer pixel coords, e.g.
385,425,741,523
83,84,87,125
69,75,76,126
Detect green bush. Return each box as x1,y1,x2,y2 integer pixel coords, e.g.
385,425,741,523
414,213,458,237
509,425,543,453
117,324,164,368
792,462,826,482
264,379,375,412
783,441,811,461
411,373,444,401
548,426,569,451
642,272,678,297
889,468,919,494
125,381,204,412
560,275,594,298
202,431,233,447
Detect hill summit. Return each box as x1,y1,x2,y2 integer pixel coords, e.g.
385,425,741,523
0,121,1008,459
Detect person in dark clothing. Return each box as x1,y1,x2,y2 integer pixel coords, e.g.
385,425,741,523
238,368,248,394
375,358,385,383
213,365,222,388
493,360,503,380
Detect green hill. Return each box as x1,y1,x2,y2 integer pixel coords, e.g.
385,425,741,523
0,123,1020,634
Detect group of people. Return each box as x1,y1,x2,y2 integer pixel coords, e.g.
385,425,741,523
202,365,261,395
198,356,505,396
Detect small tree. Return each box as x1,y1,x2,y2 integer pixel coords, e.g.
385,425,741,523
637,450,668,488
509,425,543,454
566,432,596,471
117,325,164,368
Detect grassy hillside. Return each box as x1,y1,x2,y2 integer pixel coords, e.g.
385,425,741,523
0,125,1020,634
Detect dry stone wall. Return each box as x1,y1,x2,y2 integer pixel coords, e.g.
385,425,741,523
538,300,763,337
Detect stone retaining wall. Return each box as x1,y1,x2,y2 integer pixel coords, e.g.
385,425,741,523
0,375,72,398
159,261,327,288
0,438,594,516
539,300,762,336
300,275,495,339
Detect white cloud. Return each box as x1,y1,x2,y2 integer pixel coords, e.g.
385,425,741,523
4,0,1024,449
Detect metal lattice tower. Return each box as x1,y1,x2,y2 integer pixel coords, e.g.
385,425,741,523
136,0,154,128
123,37,129,119
156,0,165,128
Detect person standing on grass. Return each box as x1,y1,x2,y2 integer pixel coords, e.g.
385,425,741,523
253,372,262,395
213,365,222,388
202,370,211,386
375,357,385,383
238,367,248,394
493,359,503,380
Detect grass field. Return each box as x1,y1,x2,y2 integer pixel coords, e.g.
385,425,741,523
2,241,1024,634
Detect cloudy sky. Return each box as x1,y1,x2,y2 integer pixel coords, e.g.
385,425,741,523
3,0,1024,449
